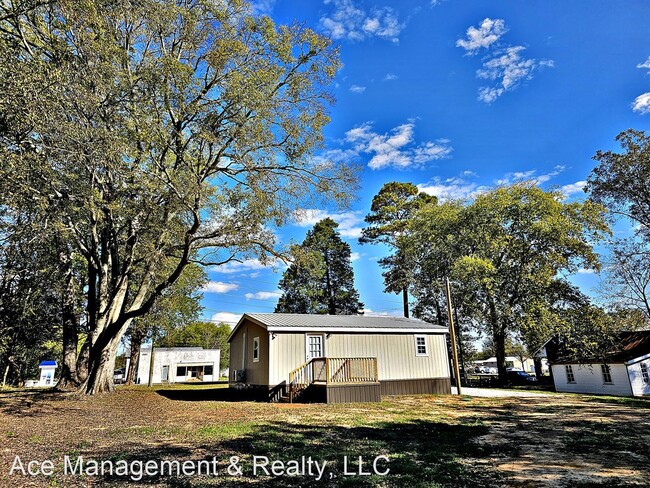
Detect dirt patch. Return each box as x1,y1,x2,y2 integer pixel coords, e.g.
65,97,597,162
0,386,648,487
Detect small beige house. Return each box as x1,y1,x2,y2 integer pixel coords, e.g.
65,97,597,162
228,313,450,403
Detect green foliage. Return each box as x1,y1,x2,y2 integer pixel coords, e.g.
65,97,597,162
158,321,231,370
549,304,647,362
588,130,650,321
276,218,363,314
406,183,610,379
588,129,650,237
0,0,356,393
360,182,435,302
129,263,207,342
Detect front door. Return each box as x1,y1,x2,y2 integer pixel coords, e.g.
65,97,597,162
306,334,324,361
161,365,169,382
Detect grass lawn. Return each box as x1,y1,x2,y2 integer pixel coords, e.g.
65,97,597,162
0,385,649,487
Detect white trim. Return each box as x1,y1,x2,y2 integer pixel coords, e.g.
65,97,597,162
601,364,613,384
253,336,260,363
414,335,428,356
242,332,246,369
626,352,650,366
565,364,575,383
268,326,447,334
305,334,325,361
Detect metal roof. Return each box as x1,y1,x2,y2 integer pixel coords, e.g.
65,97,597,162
551,330,650,365
231,313,447,338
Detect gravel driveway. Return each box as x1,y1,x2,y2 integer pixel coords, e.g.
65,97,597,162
451,386,552,397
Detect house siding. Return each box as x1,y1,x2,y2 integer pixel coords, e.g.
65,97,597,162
627,359,650,397
229,321,269,387
137,348,220,385
268,331,449,386
551,363,633,396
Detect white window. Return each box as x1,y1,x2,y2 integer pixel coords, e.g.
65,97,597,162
306,334,323,361
414,335,428,356
565,365,575,383
640,362,649,384
601,364,613,384
253,337,260,363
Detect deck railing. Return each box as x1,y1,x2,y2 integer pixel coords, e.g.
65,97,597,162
289,357,378,389
328,357,378,383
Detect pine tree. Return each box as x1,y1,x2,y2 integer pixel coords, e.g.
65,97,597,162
276,218,364,315
360,182,436,317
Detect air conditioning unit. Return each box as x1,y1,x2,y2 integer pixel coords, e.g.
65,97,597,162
233,369,246,382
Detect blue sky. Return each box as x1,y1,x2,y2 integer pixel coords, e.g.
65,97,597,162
202,0,650,326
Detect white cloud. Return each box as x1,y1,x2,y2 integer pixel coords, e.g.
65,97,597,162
350,252,362,262
418,167,566,202
577,268,596,275
383,73,398,81
211,258,278,274
456,18,507,54
349,85,367,94
417,177,484,201
632,92,650,114
637,56,650,72
293,209,364,238
495,166,565,186
560,181,587,197
202,281,239,293
477,46,553,103
320,0,404,43
250,0,276,15
245,291,282,300
458,19,553,103
210,312,242,326
345,121,452,170
361,308,403,317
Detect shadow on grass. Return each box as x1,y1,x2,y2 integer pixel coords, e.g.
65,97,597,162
157,388,262,402
0,388,70,417
584,395,650,409
93,420,503,487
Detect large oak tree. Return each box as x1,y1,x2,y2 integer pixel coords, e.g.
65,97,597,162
405,183,609,383
0,0,356,393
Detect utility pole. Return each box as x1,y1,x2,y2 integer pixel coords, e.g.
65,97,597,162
147,331,157,387
445,277,462,395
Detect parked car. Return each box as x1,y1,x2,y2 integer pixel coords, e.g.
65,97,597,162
507,370,538,385
113,368,125,384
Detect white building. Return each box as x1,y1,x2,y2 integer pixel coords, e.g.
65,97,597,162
136,347,221,384
38,360,57,386
551,331,650,397
472,356,548,374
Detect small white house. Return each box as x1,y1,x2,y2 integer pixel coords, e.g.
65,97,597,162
38,360,57,386
136,347,220,384
551,331,650,397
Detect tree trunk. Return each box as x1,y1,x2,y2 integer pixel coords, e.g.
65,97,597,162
2,364,9,388
126,334,143,385
83,334,121,394
494,329,508,385
533,356,544,379
58,290,80,389
56,247,80,390
76,337,90,383
402,286,409,318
